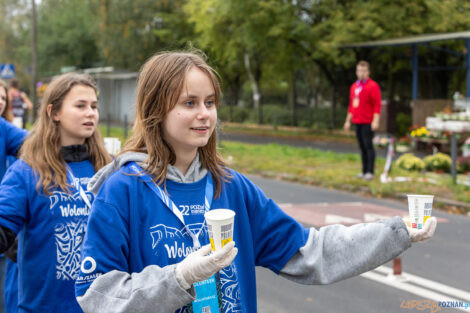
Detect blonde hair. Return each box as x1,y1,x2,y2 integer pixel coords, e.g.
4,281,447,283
357,60,370,69
19,73,111,194
123,51,231,197
0,80,13,122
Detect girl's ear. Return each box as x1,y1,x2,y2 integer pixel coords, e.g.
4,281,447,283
47,103,59,121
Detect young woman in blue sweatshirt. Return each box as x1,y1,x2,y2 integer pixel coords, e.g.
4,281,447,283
0,79,27,313
76,52,437,313
0,73,111,313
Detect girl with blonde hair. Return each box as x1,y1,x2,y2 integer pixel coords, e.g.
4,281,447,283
0,73,111,312
76,51,435,313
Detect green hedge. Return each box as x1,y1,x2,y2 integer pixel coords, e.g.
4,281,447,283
218,104,347,129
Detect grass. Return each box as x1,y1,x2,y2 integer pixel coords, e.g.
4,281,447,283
219,141,470,213
220,122,356,144
27,122,131,143
97,124,130,142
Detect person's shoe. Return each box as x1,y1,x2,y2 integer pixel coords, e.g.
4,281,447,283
355,173,364,179
363,172,374,180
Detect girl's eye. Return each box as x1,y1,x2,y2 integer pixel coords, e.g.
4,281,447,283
185,101,194,107
206,100,215,107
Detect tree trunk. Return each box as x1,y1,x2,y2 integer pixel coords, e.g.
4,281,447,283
228,87,233,122
387,56,395,134
228,75,241,122
288,72,297,126
331,84,337,129
244,52,262,124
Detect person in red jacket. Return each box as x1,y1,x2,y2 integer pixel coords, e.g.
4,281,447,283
343,60,381,180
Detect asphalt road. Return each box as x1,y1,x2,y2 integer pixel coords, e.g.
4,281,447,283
248,175,470,313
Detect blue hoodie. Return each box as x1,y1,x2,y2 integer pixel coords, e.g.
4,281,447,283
76,158,309,313
0,117,26,313
0,159,95,313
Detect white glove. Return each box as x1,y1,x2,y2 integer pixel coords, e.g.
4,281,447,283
404,216,437,242
175,241,238,290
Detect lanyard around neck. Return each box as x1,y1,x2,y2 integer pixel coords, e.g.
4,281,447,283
66,167,92,209
129,162,213,250
355,80,367,97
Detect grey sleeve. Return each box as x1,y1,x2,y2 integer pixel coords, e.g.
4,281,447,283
279,216,411,285
77,264,195,313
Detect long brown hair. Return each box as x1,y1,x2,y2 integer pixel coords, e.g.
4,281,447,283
0,80,14,122
19,73,111,194
123,51,231,197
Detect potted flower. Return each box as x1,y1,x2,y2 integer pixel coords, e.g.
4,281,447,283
396,136,411,153
423,153,452,173
395,153,425,171
457,156,470,174
410,126,429,138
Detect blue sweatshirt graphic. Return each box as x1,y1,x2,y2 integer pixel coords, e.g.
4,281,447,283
0,159,95,313
76,164,309,313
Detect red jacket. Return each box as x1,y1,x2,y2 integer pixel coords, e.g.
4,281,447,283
348,79,381,124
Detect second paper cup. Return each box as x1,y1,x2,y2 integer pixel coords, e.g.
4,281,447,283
407,194,433,229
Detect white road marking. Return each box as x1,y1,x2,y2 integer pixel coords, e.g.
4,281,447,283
363,213,405,222
373,266,470,301
360,266,470,312
324,214,361,224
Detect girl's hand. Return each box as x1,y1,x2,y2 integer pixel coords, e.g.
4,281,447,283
403,217,437,242
175,241,238,290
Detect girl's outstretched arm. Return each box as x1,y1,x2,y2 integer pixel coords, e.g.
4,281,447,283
279,216,412,285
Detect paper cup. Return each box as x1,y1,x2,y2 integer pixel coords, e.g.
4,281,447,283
113,138,121,154
12,117,23,129
104,137,121,155
407,195,433,229
205,209,235,251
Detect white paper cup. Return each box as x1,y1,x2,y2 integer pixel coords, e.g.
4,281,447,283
204,209,235,251
113,138,121,154
407,194,434,229
12,117,23,129
104,137,121,155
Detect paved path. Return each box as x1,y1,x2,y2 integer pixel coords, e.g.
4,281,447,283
248,175,469,313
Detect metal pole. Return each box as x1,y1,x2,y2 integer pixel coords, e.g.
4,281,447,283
411,44,418,100
31,0,38,122
451,133,457,184
124,114,128,139
107,113,111,137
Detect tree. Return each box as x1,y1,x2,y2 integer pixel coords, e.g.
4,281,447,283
93,0,194,71
0,0,33,91
36,0,101,75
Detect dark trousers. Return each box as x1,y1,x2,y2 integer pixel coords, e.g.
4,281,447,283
354,123,375,174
